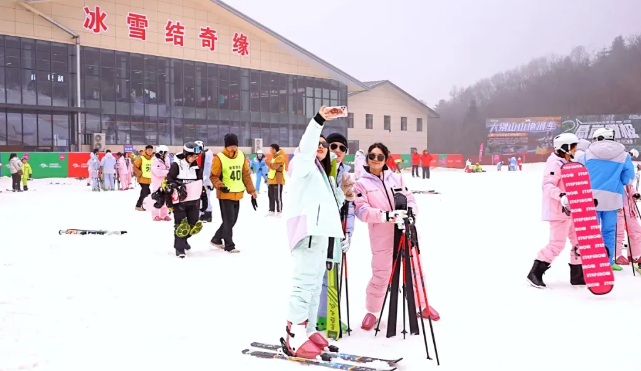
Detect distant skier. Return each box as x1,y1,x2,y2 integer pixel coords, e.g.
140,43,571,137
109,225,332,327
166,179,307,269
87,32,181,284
411,148,420,177
509,156,517,171
100,150,117,191
527,133,584,288
574,139,590,165
267,144,286,216
496,161,502,171
421,150,432,179
517,157,522,170
116,152,130,190
88,149,100,192
251,149,268,193
585,128,635,268
20,156,32,191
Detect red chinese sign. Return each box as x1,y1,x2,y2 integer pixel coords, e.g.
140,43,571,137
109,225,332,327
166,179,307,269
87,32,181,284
83,6,108,34
165,20,185,47
232,32,250,56
126,12,148,41
199,26,218,51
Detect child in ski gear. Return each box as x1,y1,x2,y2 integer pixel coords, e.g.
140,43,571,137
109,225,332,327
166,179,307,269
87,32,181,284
267,144,286,216
196,141,215,223
353,149,366,180
353,142,439,331
585,127,635,266
615,185,641,267
527,133,584,288
209,133,257,253
316,132,356,332
471,163,483,172
411,149,420,177
509,156,517,171
116,152,130,190
88,149,100,191
100,150,117,191
251,149,268,193
421,150,432,179
517,157,522,170
8,153,23,192
147,145,171,221
133,145,154,210
167,142,204,258
281,107,348,359
574,139,590,165
21,157,32,191
496,161,502,171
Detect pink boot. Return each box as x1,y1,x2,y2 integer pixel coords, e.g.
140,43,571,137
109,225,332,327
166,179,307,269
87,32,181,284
163,216,172,221
616,256,630,265
153,216,162,221
361,313,377,331
282,321,321,359
419,306,440,321
308,331,328,350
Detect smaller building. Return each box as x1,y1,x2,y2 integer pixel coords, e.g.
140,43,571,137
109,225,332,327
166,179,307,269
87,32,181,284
347,80,439,155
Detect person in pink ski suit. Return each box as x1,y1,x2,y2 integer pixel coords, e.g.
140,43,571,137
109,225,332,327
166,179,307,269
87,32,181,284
615,184,641,265
527,133,585,288
116,152,130,190
353,142,439,331
144,146,171,221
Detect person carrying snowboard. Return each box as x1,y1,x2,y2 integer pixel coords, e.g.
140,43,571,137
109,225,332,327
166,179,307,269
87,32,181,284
527,133,585,288
585,128,635,268
353,142,439,330
166,142,204,258
21,156,32,191
281,107,351,359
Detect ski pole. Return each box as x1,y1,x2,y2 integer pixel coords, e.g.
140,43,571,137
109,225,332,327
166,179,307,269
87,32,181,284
342,252,352,335
623,205,636,276
407,220,432,361
374,235,405,337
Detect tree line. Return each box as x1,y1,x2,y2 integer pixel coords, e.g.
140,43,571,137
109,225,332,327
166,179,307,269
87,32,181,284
428,34,641,154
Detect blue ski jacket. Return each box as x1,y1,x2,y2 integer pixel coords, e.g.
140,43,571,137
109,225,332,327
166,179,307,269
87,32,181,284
585,140,635,211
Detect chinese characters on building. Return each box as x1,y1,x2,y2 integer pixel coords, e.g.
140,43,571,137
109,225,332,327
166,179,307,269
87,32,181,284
82,5,249,56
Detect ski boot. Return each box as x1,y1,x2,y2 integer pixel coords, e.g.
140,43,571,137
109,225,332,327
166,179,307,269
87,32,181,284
280,321,321,359
190,221,203,235
569,264,586,285
307,329,329,350
419,305,440,321
23,185,28,191
527,259,550,288
199,212,212,223
163,215,172,221
615,256,630,265
153,216,162,221
175,219,191,238
361,313,377,331
612,263,623,271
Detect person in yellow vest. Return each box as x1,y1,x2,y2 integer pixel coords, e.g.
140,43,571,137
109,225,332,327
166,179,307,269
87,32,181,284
21,156,32,191
267,143,286,217
210,133,257,253
133,145,154,211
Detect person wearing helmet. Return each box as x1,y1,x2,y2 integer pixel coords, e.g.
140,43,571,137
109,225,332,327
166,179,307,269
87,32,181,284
585,127,635,270
165,142,204,258
573,139,590,165
133,145,155,211
527,133,585,288
145,145,171,221
209,133,257,253
251,149,268,194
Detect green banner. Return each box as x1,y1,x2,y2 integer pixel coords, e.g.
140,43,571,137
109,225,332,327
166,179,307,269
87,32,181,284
1,152,68,178
437,154,447,167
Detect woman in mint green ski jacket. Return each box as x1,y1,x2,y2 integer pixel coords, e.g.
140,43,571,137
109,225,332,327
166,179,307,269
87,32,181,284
280,106,354,359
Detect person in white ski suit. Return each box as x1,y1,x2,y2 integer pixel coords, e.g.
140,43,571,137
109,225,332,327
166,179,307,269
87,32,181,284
88,150,101,191
100,150,117,191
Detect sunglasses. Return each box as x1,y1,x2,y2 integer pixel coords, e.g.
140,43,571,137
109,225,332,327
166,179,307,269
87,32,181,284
318,141,329,148
330,143,347,153
368,153,386,162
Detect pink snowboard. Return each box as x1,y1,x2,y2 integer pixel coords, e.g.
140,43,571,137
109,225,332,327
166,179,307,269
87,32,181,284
561,162,614,295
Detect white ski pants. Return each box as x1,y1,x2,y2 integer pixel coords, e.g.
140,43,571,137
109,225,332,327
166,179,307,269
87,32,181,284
287,236,328,326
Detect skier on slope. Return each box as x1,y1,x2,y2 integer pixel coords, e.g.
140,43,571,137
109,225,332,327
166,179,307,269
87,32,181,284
251,149,268,193
281,106,352,359
100,150,117,191
146,145,171,221
195,141,214,223
585,128,635,268
166,142,204,258
353,149,366,180
614,148,641,269
88,149,100,191
574,139,590,165
527,133,586,288
353,142,440,330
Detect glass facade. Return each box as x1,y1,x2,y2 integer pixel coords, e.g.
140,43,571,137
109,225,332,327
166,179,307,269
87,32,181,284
0,35,349,150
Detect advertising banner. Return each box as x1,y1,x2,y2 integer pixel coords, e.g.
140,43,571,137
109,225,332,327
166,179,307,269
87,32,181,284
437,154,447,167
68,152,91,178
1,152,68,178
446,154,464,168
123,145,135,153
561,114,641,151
485,117,561,155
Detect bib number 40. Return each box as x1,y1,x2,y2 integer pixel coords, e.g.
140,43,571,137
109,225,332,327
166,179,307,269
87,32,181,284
229,169,242,181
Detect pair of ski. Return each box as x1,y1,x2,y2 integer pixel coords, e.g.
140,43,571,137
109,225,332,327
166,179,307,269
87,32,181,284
59,229,127,235
243,342,401,371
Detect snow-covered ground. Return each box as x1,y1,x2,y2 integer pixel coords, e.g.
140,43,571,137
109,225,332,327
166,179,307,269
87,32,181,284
1,165,640,371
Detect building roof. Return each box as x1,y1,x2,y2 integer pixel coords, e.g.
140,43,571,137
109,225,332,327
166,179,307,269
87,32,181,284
212,0,370,92
350,80,440,118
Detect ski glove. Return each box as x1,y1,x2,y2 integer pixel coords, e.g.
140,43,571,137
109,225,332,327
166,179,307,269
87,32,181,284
220,186,230,193
251,197,258,211
560,194,570,209
341,237,351,253
381,210,407,224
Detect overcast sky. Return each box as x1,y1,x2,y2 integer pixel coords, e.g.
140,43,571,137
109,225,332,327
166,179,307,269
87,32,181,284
223,0,641,107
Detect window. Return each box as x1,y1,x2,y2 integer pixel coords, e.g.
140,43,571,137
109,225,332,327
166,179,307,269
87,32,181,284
347,112,354,128
384,115,391,131
417,118,423,132
401,117,407,131
366,114,373,129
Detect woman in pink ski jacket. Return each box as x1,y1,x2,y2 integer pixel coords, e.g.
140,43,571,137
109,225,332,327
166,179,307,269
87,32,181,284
353,142,439,331
615,183,641,266
116,152,130,190
527,133,585,288
145,145,171,221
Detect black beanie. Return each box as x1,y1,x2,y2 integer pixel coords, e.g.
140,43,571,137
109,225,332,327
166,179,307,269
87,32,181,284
224,133,239,147
326,133,347,147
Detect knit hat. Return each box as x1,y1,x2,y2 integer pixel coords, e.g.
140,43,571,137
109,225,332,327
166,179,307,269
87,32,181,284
326,133,347,147
224,133,239,147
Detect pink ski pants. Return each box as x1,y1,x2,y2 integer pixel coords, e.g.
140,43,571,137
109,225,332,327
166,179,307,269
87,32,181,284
537,219,581,264
615,209,641,259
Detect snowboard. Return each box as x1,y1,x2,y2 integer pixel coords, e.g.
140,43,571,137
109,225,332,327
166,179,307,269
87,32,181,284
560,162,614,295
